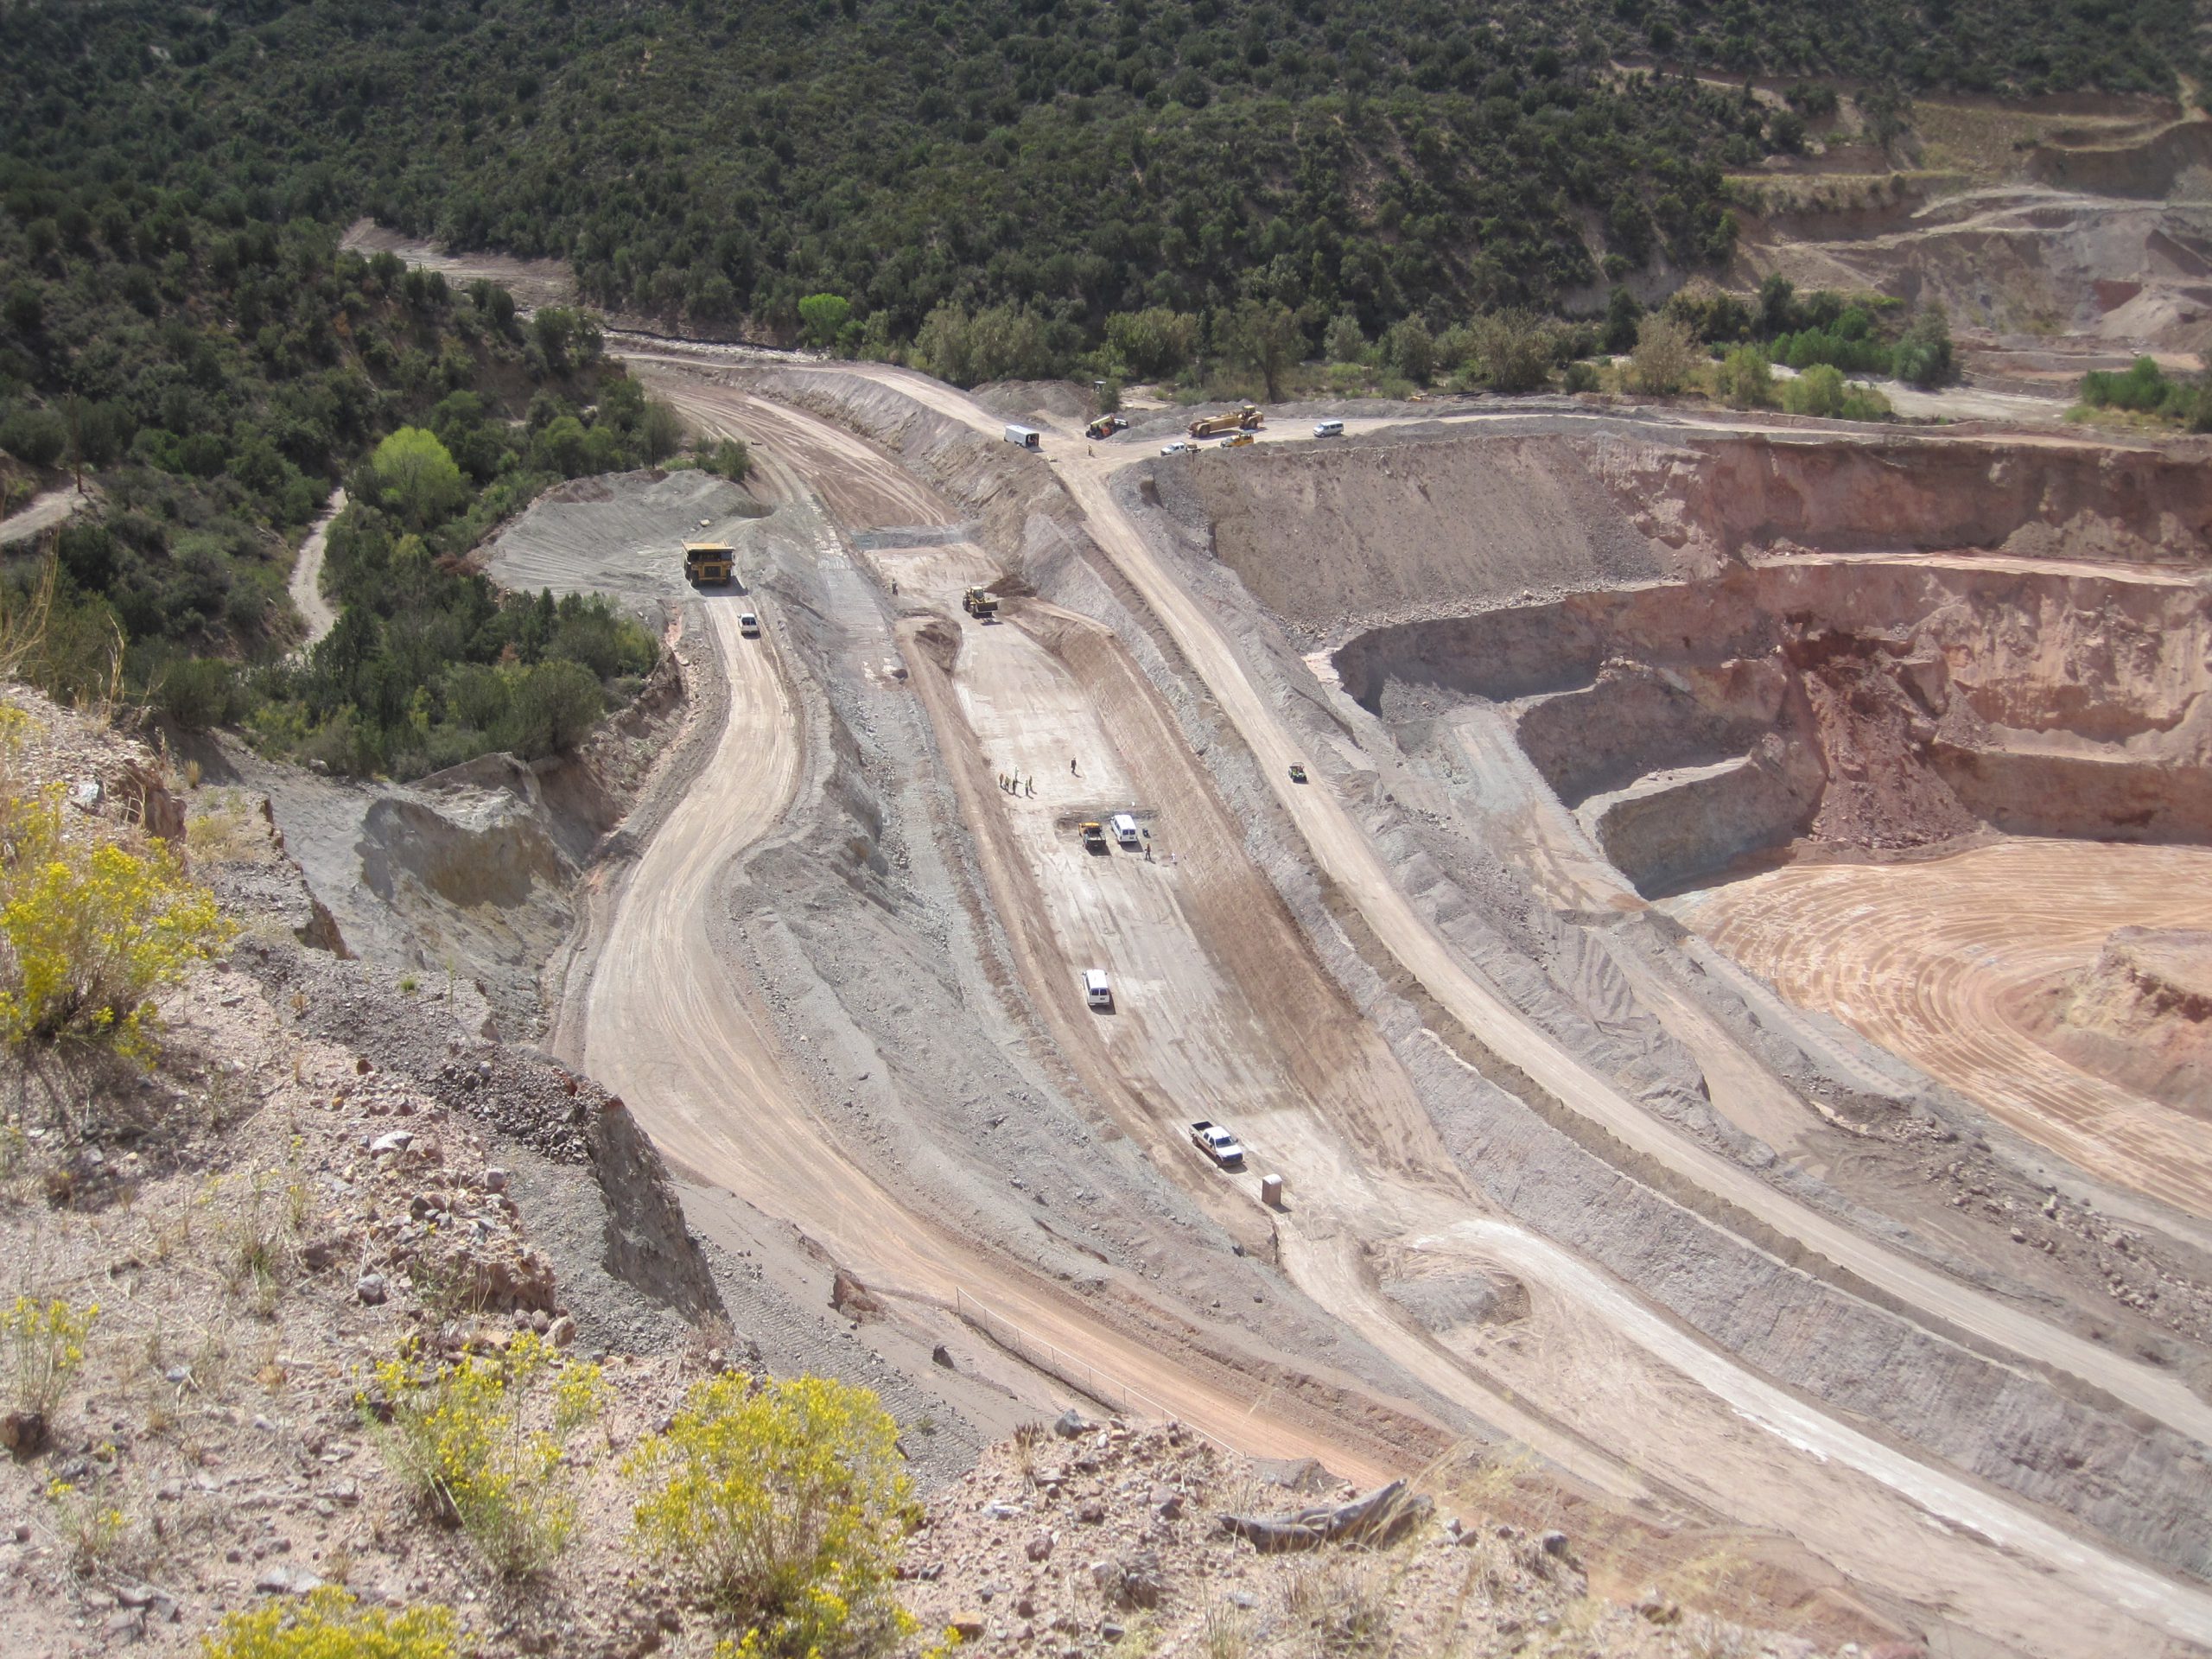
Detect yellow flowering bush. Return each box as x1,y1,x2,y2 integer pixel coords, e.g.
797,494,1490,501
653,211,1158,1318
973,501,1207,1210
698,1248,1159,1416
628,1374,914,1658
366,1333,604,1577
202,1586,457,1659
0,781,232,1060
3,1294,98,1416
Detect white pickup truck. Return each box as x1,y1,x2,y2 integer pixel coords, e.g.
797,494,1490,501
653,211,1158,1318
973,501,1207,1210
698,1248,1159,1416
1189,1120,1245,1169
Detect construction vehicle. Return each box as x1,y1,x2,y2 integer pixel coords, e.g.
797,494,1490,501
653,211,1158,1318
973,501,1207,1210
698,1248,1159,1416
962,587,1000,621
683,542,735,586
1190,1121,1246,1169
1085,414,1128,440
1080,820,1108,853
1220,430,1256,448
1288,763,1307,784
1187,404,1263,439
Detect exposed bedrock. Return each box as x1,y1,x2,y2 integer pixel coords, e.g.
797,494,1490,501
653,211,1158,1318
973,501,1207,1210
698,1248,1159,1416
1167,423,2212,639
1338,560,2212,892
2021,927,2212,1114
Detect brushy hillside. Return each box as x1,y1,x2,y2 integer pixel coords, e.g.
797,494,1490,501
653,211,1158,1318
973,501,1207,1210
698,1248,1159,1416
0,0,2194,351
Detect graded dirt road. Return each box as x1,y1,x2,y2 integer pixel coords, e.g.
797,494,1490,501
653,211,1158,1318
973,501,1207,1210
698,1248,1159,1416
1676,839,2212,1217
287,487,347,650
831,363,2212,1450
656,366,2212,1655
565,413,1406,1487
0,483,85,547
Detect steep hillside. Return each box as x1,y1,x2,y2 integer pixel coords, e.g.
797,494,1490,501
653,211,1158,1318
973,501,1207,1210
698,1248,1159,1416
1,1,2196,351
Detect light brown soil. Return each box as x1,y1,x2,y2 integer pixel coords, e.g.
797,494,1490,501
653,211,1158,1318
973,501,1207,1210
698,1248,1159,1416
2023,927,2212,1115
1676,841,2212,1217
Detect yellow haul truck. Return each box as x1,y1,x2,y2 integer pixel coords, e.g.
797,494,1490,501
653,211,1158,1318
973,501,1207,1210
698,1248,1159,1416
683,542,735,586
1186,404,1263,439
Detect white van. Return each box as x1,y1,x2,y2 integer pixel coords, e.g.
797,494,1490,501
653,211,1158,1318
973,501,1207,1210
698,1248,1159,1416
1004,424,1042,450
1313,419,1345,438
1110,812,1141,848
739,611,760,637
1083,969,1112,1010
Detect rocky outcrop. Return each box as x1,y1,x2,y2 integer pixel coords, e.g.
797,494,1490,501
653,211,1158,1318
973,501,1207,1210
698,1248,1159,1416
2024,927,2212,1113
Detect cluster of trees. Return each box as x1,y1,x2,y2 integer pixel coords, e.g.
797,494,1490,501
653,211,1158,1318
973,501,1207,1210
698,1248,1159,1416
0,1,2177,369
0,1,1891,357
0,151,680,776
2077,355,2212,429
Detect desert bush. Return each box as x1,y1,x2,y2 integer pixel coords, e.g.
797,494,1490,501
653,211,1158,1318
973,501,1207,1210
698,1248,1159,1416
1464,311,1555,395
1625,314,1700,396
46,1473,129,1571
704,438,753,482
1714,346,1777,409
3,1294,98,1419
202,1586,458,1659
369,1332,605,1577
0,781,234,1061
1560,361,1602,394
626,1372,914,1657
1783,363,1891,422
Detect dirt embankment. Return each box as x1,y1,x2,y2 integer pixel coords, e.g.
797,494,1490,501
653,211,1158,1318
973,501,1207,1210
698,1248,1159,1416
744,373,2212,1601
2022,927,2212,1115
1158,424,2212,648
1604,432,2212,568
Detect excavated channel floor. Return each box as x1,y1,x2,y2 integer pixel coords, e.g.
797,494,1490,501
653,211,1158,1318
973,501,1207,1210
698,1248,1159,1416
1671,838,2212,1217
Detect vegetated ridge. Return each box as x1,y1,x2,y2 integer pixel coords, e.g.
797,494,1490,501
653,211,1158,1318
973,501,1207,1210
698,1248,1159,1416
0,0,2194,354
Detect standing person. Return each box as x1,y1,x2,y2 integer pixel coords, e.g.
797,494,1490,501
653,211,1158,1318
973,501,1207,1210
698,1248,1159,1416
1070,758,1077,775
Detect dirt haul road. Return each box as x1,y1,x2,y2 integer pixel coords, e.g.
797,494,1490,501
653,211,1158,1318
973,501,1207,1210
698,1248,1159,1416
568,406,1402,1487
641,366,2212,1654
830,363,2212,1451
1676,839,2212,1217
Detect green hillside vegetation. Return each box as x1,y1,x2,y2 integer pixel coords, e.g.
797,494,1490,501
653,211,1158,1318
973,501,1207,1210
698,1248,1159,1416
2,1,2192,363
2073,355,2212,429
0,161,664,777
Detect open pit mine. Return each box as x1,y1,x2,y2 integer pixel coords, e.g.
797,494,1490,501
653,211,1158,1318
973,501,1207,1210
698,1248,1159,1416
458,352,2212,1657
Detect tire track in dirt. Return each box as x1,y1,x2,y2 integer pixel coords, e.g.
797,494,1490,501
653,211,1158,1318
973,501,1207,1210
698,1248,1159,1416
1677,839,2212,1218
716,366,2212,1654
809,363,2212,1452
571,386,1417,1485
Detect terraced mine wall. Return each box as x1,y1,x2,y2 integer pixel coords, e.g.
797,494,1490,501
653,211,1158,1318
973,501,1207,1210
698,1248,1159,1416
766,372,2212,1580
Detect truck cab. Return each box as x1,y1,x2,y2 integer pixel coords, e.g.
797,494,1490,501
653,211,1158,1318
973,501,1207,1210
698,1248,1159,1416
1189,1121,1245,1169
683,542,736,586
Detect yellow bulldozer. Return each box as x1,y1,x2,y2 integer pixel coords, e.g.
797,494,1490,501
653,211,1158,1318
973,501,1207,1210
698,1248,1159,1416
1187,404,1263,439
683,542,735,586
962,587,1000,620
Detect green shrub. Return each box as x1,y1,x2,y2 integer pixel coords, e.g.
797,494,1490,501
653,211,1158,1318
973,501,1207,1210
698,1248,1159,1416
202,1587,458,1659
1783,364,1891,422
1715,346,1776,409
1625,315,1700,396
0,766,234,1061
3,1294,98,1419
626,1373,914,1657
0,407,67,470
1561,360,1601,394
369,1332,605,1577
2081,356,2179,414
